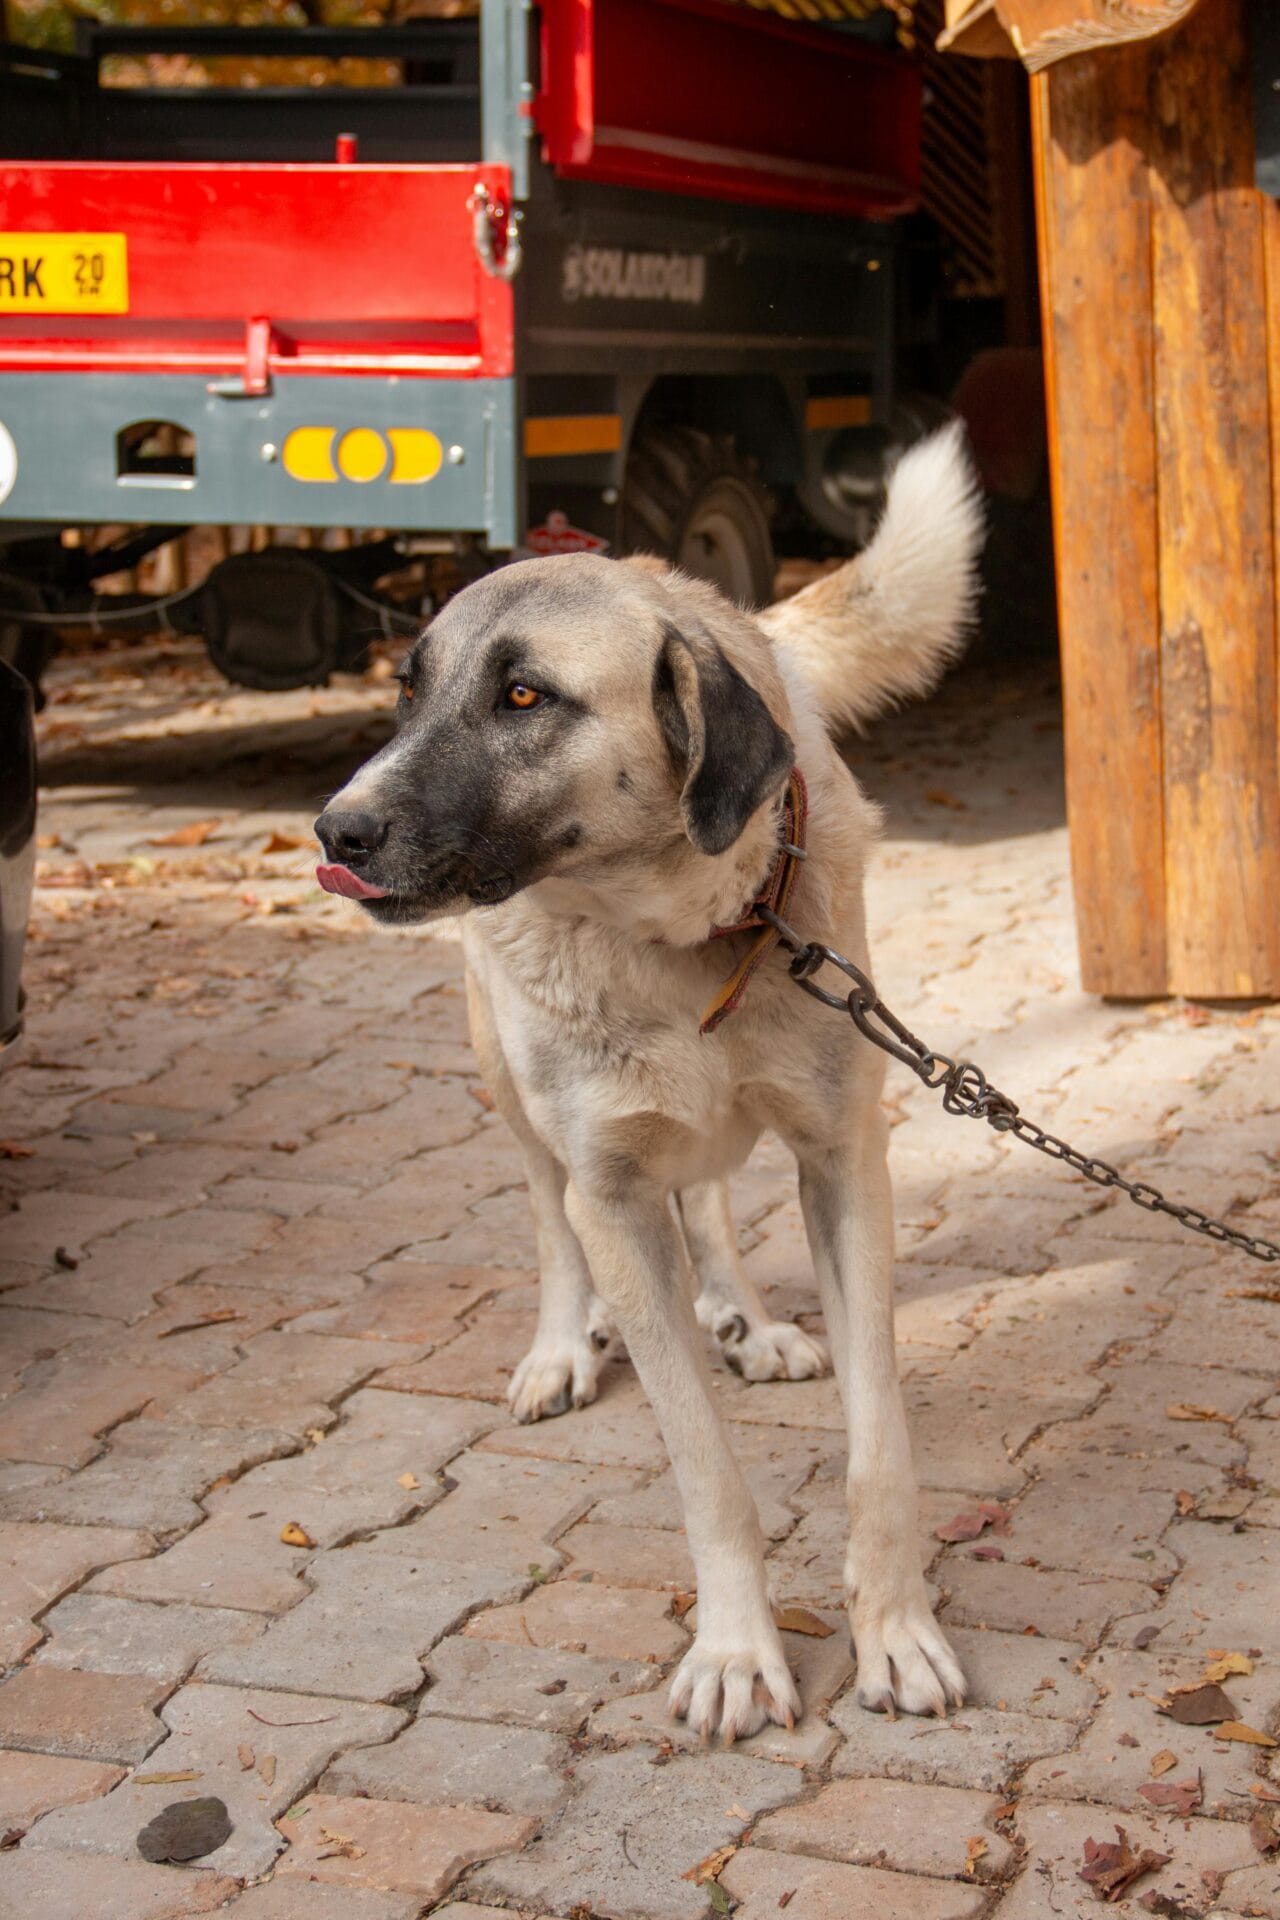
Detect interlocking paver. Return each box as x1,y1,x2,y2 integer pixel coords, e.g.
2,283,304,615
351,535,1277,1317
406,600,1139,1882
291,1261,500,1343
1114,1520,1280,1663
0,1353,206,1468
23,1682,405,1879
476,1372,667,1469
198,1546,528,1700
1001,1800,1259,1920
469,1743,804,1919
323,1711,569,1814
0,1666,169,1764
0,1418,293,1537
0,1519,154,1666
205,1388,500,1547
88,1512,312,1614
148,1327,385,1436
0,1851,239,1917
418,1634,654,1731
464,1578,688,1663
374,1298,541,1400
940,1556,1154,1644
0,1750,125,1838
35,1592,265,1683
218,1885,423,1920
751,1775,1014,1880
719,1847,988,1920
274,1793,536,1899
377,1449,641,1574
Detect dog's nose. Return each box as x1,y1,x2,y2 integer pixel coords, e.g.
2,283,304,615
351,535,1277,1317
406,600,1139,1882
314,807,388,867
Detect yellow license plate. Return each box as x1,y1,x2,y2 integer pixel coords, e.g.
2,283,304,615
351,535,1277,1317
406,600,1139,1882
0,233,129,315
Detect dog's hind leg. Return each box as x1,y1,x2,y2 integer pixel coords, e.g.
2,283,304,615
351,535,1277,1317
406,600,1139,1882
796,1107,965,1718
464,966,614,1423
677,1182,827,1383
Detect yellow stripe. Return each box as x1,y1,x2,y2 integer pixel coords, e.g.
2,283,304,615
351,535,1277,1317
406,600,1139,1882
805,394,872,431
525,414,622,458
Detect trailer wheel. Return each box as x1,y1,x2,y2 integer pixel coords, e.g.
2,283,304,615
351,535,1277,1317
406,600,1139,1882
0,578,56,711
621,428,774,608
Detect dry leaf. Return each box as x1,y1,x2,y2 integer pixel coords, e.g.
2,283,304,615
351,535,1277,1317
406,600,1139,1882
964,1836,988,1876
1249,1807,1280,1854
315,1827,366,1862
1250,1783,1280,1802
159,1309,242,1338
237,1745,254,1771
672,1591,697,1618
0,1141,34,1159
469,1085,496,1112
1201,1651,1253,1684
133,1769,202,1785
397,1472,420,1490
259,1754,276,1787
934,1511,988,1543
262,831,309,854
1138,1775,1202,1817
1165,1403,1232,1424
1078,1826,1171,1902
149,818,222,848
247,1709,335,1727
279,1521,314,1548
726,1804,751,1821
1161,1683,1236,1725
971,1544,1005,1561
924,788,967,810
1214,1720,1277,1747
772,1605,835,1638
682,1843,738,1885
1174,1490,1196,1515
1149,1749,1177,1776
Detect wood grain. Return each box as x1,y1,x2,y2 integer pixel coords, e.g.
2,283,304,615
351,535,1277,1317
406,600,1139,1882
1147,0,1280,997
1032,47,1168,995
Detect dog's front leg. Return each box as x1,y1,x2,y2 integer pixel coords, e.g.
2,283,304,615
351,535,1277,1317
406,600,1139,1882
798,1112,965,1717
564,1176,799,1745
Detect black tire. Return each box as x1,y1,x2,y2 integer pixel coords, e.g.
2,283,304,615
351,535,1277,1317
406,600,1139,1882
620,427,775,608
0,576,56,712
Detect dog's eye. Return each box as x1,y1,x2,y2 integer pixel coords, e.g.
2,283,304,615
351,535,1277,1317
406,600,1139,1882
504,683,545,711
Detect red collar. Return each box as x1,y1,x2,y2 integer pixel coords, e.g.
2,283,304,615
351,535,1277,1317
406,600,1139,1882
700,767,808,1035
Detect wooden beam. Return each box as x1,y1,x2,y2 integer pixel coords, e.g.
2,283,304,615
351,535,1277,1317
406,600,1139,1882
1032,47,1168,996
1147,0,1280,998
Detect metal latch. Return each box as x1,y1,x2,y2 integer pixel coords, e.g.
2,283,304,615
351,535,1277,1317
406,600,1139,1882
208,315,274,399
470,184,523,282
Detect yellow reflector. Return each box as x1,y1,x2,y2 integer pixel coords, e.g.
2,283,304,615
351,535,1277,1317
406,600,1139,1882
282,427,338,483
387,428,444,485
525,414,622,458
805,395,872,431
336,428,388,483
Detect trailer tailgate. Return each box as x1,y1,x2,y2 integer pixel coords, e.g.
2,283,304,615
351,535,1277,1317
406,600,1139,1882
0,162,514,378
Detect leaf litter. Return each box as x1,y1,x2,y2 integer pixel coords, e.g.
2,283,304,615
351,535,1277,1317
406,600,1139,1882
1078,1827,1171,1902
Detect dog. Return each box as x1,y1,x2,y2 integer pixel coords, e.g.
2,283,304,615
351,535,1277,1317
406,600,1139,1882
315,424,982,1743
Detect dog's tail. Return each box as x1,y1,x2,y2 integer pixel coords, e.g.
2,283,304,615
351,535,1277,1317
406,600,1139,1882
759,421,983,733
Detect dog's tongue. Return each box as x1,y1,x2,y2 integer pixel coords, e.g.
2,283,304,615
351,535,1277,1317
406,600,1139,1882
315,863,390,901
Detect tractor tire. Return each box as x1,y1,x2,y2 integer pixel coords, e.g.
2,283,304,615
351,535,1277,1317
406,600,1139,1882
620,427,775,608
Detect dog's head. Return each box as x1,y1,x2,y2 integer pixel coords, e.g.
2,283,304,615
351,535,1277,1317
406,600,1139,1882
314,553,794,929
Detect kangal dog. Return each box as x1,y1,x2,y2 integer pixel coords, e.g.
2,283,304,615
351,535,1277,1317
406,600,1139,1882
315,425,982,1742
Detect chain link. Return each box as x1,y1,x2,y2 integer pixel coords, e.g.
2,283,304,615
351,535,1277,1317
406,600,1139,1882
756,906,1280,1266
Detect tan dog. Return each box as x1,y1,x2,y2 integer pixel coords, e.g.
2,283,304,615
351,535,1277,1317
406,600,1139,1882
315,425,982,1742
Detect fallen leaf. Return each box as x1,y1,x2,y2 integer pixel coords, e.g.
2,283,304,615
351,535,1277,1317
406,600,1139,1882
971,1544,1005,1561
397,1472,420,1490
237,1745,254,1771
279,1521,314,1548
536,1679,567,1696
726,1804,751,1821
708,1886,732,1916
1149,1749,1178,1776
1,1828,21,1849
772,1605,835,1637
1138,1775,1202,1817
149,818,222,848
1161,1683,1236,1725
258,1754,276,1787
1117,1733,1140,1748
1214,1720,1277,1746
1137,1894,1194,1918
778,1893,796,1910
924,788,967,810
934,1511,988,1543
1201,1651,1253,1684
964,1836,988,1876
1174,1490,1196,1515
262,831,309,854
1078,1826,1171,1902
1165,1403,1232,1424
1250,1783,1280,1802
672,1591,697,1618
469,1085,496,1111
133,1770,202,1785
136,1797,232,1865
53,1246,79,1270
0,1141,34,1159
247,1709,335,1728
993,1801,1019,1822
1133,1626,1161,1650
1249,1806,1280,1854
683,1843,738,1885
315,1826,366,1862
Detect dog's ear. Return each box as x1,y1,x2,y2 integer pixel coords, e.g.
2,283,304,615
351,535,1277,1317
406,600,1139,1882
653,622,793,856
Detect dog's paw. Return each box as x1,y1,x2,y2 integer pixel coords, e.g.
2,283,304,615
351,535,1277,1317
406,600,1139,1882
717,1316,828,1383
507,1312,613,1424
667,1633,802,1747
849,1592,966,1718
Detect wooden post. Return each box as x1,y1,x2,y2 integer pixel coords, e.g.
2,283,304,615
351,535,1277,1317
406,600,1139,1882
1032,0,1280,999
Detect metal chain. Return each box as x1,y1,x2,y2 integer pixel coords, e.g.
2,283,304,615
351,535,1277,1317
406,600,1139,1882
756,905,1280,1266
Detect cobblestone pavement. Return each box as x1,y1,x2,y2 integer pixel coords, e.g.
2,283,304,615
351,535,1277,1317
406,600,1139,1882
1,629,1278,1919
